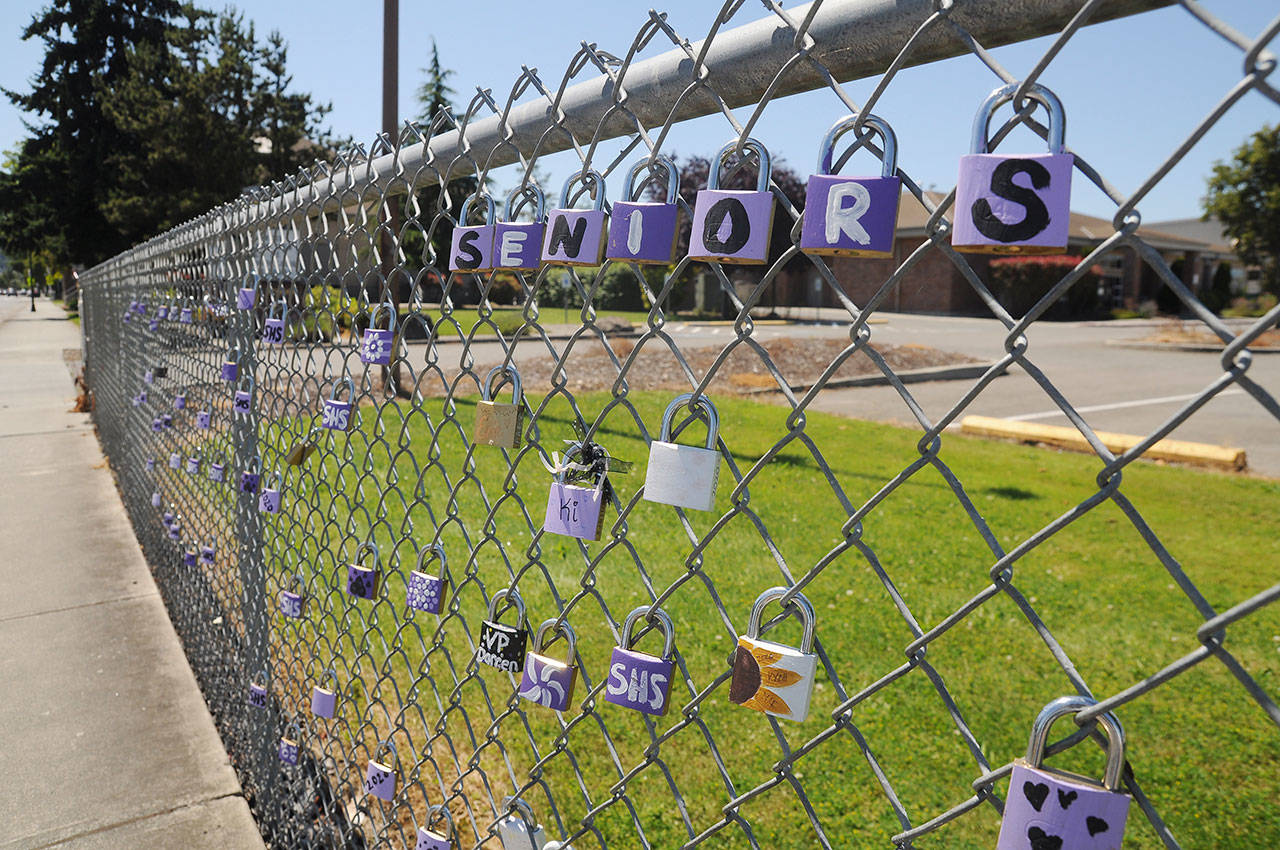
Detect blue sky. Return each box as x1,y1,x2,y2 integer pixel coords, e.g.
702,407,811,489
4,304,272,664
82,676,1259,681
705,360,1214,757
2,1,1276,222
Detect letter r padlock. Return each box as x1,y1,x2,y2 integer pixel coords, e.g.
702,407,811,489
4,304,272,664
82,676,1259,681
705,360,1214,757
407,543,447,615
606,155,682,264
519,619,578,712
279,723,301,766
346,542,380,600
363,740,397,802
606,606,676,716
730,587,819,723
474,365,524,449
311,669,339,718
477,589,529,673
997,696,1130,850
953,82,1072,254
801,114,901,258
449,193,497,273
496,797,547,850
643,394,720,512
494,184,546,272
689,138,775,264
541,170,608,266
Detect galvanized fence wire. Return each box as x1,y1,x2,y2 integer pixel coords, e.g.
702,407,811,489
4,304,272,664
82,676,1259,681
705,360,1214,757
79,0,1280,847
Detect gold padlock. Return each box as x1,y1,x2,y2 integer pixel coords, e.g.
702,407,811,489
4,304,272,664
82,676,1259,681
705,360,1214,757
474,365,524,449
285,427,320,465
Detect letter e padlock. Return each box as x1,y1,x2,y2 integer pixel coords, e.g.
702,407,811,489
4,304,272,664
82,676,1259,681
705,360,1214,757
730,587,819,723
407,543,447,615
474,365,524,449
360,299,396,365
494,184,546,271
607,155,681,264
363,740,397,802
321,377,354,431
543,447,606,541
689,139,775,264
801,114,901,258
953,82,1072,254
279,723,301,766
477,589,529,673
449,193,497,273
519,619,578,712
497,797,547,850
346,542,380,600
996,695,1129,850
311,669,339,718
541,171,608,266
606,607,676,716
643,394,720,512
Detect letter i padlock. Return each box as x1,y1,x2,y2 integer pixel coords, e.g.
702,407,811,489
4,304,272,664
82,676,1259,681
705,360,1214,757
494,184,546,272
258,471,282,514
449,192,497,273
519,619,578,711
233,374,253,419
477,589,529,673
543,447,606,541
801,114,901,258
997,695,1129,850
605,606,676,716
689,139,776,263
279,722,301,766
173,389,186,410
415,805,454,850
346,541,380,600
262,299,286,344
311,668,339,718
407,543,447,615
541,170,608,266
360,299,396,366
236,276,256,310
643,393,720,512
221,347,239,381
247,670,268,709
953,82,1072,254
363,740,397,803
321,377,354,432
730,587,819,722
607,155,682,264
474,365,524,449
496,797,547,850
186,451,201,475
200,539,215,564
279,573,304,619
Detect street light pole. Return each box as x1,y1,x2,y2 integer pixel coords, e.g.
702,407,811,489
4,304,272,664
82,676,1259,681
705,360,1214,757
28,253,35,312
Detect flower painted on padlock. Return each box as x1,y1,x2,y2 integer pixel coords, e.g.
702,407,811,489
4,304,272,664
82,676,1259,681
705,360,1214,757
606,156,682,264
605,607,677,716
321,378,354,431
360,327,393,365
345,542,380,600
476,589,528,673
688,139,776,264
729,587,819,723
196,410,211,429
519,619,578,712
363,743,397,802
801,115,901,258
643,393,720,512
407,543,447,614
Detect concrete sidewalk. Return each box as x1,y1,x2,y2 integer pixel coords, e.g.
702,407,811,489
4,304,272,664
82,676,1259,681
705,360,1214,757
0,299,263,849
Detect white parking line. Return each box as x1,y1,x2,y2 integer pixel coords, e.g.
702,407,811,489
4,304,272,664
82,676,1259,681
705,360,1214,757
1008,388,1247,421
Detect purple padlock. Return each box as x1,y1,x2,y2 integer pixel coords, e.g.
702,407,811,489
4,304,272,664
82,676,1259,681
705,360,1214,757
239,470,260,494
221,349,239,381
196,410,211,429
186,455,200,475
801,114,902,259
167,521,180,541
262,301,286,344
233,376,253,418
415,822,452,850
258,481,281,514
137,390,147,404
209,460,225,483
136,301,147,315
360,298,396,366
179,306,193,324
689,139,776,265
247,675,268,709
148,318,159,332
996,696,1130,850
407,543,447,614
157,305,168,320
151,490,161,507
363,743,397,803
605,607,676,716
145,457,155,472
168,452,181,470
236,285,256,310
161,413,172,429
543,480,605,542
606,156,682,264
541,171,608,266
145,370,154,385
494,184,546,272
151,418,163,432
346,542,379,600
162,510,174,525
200,542,215,564
279,578,303,618
279,724,301,766
953,82,1072,255
448,194,496,273
321,378,354,432
519,620,578,712
311,672,338,718
173,392,186,410
183,549,197,567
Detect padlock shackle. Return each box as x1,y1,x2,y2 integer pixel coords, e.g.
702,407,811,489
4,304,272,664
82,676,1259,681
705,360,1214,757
971,82,1065,155
658,393,719,450
621,154,680,204
354,540,379,568
426,803,454,836
245,454,262,475
373,737,397,764
533,617,577,661
482,365,522,403
240,272,259,294
487,587,527,626
503,182,547,222
237,373,255,395
284,721,300,738
459,191,497,227
251,668,268,686
619,605,675,659
330,376,355,402
818,114,898,179
501,796,537,825
1026,695,1125,791
370,296,397,333
267,298,285,321
746,586,817,654
709,138,772,192
557,169,607,211
415,541,447,572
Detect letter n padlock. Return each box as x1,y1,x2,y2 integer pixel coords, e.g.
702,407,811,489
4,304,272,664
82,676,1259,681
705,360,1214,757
541,171,608,266
407,543,447,615
346,541,380,600
360,299,396,365
321,377,354,432
519,619,578,712
279,573,304,619
474,365,524,449
607,155,681,264
953,82,1072,254
543,446,606,541
494,184,546,272
363,740,397,803
477,588,528,673
801,114,901,258
606,606,676,716
497,797,548,850
689,139,775,264
262,300,286,344
449,192,496,273
279,722,301,766
643,394,720,512
996,695,1130,850
311,669,339,718
730,587,819,723
247,670,268,709
415,805,454,850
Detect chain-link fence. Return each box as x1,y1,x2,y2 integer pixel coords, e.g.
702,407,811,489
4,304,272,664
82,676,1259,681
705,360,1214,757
80,0,1280,847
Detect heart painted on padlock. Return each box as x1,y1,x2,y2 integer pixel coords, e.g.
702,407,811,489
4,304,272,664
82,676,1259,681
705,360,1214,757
1027,826,1063,850
1024,781,1049,812
1086,816,1109,837
1057,790,1077,810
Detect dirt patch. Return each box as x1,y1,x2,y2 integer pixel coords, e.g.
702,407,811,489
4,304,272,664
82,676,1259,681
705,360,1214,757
1139,320,1280,349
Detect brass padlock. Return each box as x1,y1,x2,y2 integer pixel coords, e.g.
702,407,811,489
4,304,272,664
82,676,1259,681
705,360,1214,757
285,428,320,466
474,365,524,449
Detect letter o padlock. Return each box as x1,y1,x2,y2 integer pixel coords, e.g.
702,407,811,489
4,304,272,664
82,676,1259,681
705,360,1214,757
689,138,775,263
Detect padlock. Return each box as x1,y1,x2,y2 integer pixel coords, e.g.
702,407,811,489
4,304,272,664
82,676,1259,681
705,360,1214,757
162,509,174,525
161,413,173,429
321,377,354,432
477,588,529,673
179,305,193,324
519,619,578,712
186,453,200,475
494,184,546,272
209,457,226,483
236,276,256,310
415,804,454,850
258,472,281,514
167,519,181,541
151,417,163,432
145,369,154,385
136,301,147,315
239,457,261,494
606,155,682,264
953,82,1072,254
173,391,186,410
689,138,776,264
137,390,147,404
730,587,819,722
279,723,301,766
496,798,547,850
247,671,268,709
407,543,447,615
157,305,168,320
542,446,606,541
311,669,339,718
360,298,396,365
200,540,215,564
285,429,319,466
196,410,210,429
233,376,253,419
221,347,239,381
605,606,676,716
541,170,608,266
643,393,720,512
801,114,901,258
262,299,286,344
183,548,197,568
474,365,524,449
146,457,155,472
996,695,1130,850
151,490,161,508
449,192,497,273
346,541,380,600
148,317,159,332
169,452,181,470
279,574,304,619
363,740,397,802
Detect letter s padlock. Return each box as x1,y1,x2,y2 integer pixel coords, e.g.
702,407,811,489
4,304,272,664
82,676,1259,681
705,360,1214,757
262,299,286,344
278,722,301,766
474,365,525,449
407,543,447,615
278,572,304,619
689,138,775,264
477,588,529,673
360,298,397,366
543,446,606,542
643,393,720,512
449,192,497,273
996,695,1130,850
730,587,819,723
518,619,578,712
541,170,608,266
953,82,1072,254
363,739,397,803
346,541,380,600
607,155,682,264
321,377,354,432
494,183,546,272
605,606,677,716
801,114,901,258
496,797,547,850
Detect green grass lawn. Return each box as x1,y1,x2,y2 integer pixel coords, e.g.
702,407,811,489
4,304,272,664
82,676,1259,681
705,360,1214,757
248,392,1279,848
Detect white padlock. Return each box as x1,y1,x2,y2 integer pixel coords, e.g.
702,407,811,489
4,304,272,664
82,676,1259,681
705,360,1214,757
496,797,547,850
643,393,720,512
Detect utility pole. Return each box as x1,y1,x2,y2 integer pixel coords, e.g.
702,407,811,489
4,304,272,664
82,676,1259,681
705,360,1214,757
381,0,408,396
28,253,35,312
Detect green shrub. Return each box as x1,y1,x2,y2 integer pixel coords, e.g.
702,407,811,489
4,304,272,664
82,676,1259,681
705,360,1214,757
987,255,1102,320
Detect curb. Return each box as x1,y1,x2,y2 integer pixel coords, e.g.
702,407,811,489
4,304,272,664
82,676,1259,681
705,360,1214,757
747,360,999,394
959,415,1247,471
1105,339,1280,354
